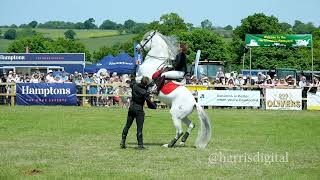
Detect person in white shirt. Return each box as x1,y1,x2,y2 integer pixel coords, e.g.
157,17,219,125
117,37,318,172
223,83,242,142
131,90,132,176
46,70,55,83
299,76,307,87
30,74,40,83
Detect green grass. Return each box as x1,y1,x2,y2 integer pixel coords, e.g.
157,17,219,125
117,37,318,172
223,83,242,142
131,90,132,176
0,38,12,52
0,107,319,179
80,34,137,53
0,28,136,53
0,28,119,39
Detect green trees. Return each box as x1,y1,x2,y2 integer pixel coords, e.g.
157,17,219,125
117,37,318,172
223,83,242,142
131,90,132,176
4,29,17,40
233,13,283,41
148,13,188,35
28,21,38,28
64,30,76,39
230,13,318,71
7,34,91,61
84,18,97,29
99,20,118,30
293,20,316,34
200,19,213,30
178,29,229,64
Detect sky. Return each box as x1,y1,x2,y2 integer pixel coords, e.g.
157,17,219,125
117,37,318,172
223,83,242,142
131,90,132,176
1,0,319,27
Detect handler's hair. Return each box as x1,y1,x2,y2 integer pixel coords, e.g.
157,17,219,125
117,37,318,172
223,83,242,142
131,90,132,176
141,76,150,87
180,43,187,53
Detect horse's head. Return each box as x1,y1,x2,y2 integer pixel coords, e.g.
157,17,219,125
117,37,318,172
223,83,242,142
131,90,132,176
139,30,178,61
140,31,158,51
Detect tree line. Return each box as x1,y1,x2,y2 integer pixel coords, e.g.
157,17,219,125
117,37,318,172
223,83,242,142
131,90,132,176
3,12,320,71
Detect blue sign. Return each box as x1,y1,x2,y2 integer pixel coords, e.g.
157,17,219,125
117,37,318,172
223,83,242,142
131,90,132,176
0,53,85,62
16,83,77,106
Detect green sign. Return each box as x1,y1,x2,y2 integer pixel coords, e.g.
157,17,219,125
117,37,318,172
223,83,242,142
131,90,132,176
245,34,312,48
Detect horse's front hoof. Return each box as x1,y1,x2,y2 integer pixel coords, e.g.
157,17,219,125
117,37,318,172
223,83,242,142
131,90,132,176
179,142,185,146
162,144,169,148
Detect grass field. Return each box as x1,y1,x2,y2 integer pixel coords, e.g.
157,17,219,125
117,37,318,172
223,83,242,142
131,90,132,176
0,106,319,179
79,34,137,53
0,28,133,53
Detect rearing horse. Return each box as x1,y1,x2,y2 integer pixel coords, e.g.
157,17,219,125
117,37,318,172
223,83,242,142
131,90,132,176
137,31,212,148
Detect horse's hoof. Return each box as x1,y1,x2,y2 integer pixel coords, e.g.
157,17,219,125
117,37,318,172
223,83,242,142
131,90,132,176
162,144,169,148
179,142,185,146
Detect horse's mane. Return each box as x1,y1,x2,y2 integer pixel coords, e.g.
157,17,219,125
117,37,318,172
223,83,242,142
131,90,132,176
144,31,178,60
158,33,178,60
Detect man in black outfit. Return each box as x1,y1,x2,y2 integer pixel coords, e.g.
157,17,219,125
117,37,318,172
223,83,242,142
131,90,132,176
120,64,157,149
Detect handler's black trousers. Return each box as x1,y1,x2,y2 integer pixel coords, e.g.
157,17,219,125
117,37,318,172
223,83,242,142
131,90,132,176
121,107,145,145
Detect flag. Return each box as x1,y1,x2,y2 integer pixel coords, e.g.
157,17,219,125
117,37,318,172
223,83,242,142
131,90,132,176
194,50,201,79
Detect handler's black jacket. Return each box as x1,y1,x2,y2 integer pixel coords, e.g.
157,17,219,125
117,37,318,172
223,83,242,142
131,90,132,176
174,52,187,73
129,66,157,111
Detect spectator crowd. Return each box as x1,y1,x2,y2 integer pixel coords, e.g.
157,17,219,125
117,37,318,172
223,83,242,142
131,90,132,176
1,67,319,106
0,69,132,107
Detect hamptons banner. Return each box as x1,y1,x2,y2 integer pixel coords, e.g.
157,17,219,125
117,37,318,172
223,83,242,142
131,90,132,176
16,83,77,105
245,34,312,47
198,90,260,107
307,92,320,110
265,89,302,110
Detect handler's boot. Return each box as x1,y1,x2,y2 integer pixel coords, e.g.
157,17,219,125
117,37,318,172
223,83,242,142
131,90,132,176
168,132,184,148
120,134,127,149
137,133,145,149
120,139,126,149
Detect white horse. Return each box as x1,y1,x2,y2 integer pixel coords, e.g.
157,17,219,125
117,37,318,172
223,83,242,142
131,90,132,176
136,31,212,148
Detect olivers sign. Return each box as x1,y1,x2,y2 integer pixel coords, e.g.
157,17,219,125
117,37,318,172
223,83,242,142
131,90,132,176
265,89,302,110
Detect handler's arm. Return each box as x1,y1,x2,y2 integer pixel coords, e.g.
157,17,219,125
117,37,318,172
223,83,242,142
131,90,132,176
144,93,157,109
129,64,138,88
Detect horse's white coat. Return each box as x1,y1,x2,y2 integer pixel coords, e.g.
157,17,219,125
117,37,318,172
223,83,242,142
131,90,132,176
137,31,212,148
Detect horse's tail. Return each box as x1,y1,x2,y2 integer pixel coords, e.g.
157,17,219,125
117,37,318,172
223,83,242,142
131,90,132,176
194,103,212,149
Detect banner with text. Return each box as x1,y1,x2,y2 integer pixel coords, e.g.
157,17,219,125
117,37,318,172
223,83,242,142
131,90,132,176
198,90,260,107
307,92,320,110
16,83,77,106
245,34,312,47
265,89,302,110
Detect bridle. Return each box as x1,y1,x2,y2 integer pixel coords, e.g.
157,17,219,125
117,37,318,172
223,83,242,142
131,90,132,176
140,31,157,50
140,31,174,69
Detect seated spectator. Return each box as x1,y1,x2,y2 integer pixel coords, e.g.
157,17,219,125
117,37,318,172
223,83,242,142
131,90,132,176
256,72,266,84
30,74,40,83
245,75,255,86
215,67,225,82
54,76,63,83
277,78,288,87
235,74,245,86
202,77,211,86
286,75,296,86
45,70,55,83
298,76,307,87
263,77,274,88
219,76,226,85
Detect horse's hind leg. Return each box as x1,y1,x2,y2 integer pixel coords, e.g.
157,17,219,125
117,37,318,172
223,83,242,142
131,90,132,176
165,114,184,148
180,117,195,145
